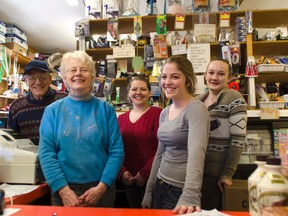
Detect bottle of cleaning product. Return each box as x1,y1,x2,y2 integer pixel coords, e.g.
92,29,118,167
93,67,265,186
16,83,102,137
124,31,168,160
146,0,159,15
248,155,269,216
257,157,288,215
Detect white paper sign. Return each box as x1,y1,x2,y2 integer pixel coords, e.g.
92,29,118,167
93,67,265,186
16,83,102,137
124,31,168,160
187,43,210,73
113,46,135,58
195,75,206,95
194,24,216,38
171,44,187,55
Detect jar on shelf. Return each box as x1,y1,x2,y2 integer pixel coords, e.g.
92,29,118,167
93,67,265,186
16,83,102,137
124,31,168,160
257,157,288,215
248,155,269,216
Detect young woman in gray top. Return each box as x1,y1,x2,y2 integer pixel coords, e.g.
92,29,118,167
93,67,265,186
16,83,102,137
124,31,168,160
142,56,210,214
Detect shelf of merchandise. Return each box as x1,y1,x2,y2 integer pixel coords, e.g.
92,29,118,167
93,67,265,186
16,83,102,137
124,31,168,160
84,9,288,110
0,44,29,109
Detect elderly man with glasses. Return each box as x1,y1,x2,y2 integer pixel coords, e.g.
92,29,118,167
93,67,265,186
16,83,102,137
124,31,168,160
8,60,67,145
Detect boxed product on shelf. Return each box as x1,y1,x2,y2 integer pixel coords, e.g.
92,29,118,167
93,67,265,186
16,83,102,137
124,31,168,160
256,64,285,73
0,31,5,43
6,24,27,41
0,21,5,43
5,34,28,50
3,42,27,57
0,21,6,33
259,101,286,109
285,65,288,72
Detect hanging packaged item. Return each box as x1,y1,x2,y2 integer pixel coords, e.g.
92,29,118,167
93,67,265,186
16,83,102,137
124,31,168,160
171,31,182,45
192,0,210,12
257,157,288,215
218,0,239,12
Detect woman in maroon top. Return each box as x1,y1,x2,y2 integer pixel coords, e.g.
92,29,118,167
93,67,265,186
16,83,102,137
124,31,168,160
118,75,162,208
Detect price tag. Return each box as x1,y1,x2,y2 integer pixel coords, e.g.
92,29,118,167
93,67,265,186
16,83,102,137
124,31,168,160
219,12,230,28
175,15,185,29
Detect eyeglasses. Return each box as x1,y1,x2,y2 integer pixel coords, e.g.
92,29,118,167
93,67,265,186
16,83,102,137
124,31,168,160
66,67,90,74
26,76,50,83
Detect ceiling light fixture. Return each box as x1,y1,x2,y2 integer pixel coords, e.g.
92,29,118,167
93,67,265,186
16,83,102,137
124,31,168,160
65,0,79,7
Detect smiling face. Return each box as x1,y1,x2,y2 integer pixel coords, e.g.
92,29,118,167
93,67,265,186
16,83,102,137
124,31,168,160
205,60,231,94
25,70,52,100
63,58,93,98
128,80,151,107
161,62,188,101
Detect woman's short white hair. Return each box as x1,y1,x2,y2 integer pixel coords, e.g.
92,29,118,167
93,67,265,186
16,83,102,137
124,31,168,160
60,50,96,86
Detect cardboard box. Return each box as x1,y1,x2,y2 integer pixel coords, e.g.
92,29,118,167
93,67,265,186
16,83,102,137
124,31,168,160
223,179,249,211
5,34,28,50
6,24,27,41
4,42,28,57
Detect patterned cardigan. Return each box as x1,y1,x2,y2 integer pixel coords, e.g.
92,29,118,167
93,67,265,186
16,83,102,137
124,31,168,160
198,88,247,180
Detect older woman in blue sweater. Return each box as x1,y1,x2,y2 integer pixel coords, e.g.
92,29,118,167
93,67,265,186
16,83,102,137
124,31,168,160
39,51,124,207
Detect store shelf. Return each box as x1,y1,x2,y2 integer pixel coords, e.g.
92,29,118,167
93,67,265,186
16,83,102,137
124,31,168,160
88,11,246,35
0,95,18,100
247,109,288,118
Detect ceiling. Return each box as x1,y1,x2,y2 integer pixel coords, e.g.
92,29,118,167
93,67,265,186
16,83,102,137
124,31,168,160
0,0,85,54
0,0,287,55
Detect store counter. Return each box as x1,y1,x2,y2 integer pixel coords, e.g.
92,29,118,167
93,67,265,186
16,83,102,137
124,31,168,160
5,205,250,216
4,183,50,205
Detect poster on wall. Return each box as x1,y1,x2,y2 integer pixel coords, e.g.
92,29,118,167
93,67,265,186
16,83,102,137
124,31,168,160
187,43,210,73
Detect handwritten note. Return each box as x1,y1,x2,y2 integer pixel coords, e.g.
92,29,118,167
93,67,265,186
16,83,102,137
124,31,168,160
187,44,210,73
171,44,187,55
113,46,135,58
194,24,216,38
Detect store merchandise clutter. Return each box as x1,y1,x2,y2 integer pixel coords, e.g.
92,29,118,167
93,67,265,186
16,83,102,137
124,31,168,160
248,156,288,216
84,0,228,19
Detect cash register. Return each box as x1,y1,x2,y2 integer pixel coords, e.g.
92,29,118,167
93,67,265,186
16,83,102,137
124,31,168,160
0,129,44,184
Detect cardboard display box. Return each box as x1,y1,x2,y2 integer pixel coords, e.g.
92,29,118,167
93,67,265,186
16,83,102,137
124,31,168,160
5,34,28,50
222,179,249,211
4,42,28,57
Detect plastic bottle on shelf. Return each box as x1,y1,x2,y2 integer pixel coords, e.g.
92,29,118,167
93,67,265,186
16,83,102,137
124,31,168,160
257,157,288,215
192,0,210,12
217,0,239,12
122,0,139,17
248,155,269,216
183,30,194,44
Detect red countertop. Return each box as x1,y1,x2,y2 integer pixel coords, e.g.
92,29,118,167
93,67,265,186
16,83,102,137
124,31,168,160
6,205,250,216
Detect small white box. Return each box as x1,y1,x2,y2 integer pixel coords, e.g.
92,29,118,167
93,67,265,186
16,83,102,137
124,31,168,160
0,31,5,43
5,34,28,50
6,24,27,41
0,21,6,34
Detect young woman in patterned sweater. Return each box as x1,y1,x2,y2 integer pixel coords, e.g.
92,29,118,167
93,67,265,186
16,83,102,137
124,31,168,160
199,59,248,210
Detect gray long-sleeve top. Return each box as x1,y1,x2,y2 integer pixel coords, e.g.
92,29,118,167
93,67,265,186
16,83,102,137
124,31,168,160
142,99,210,207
